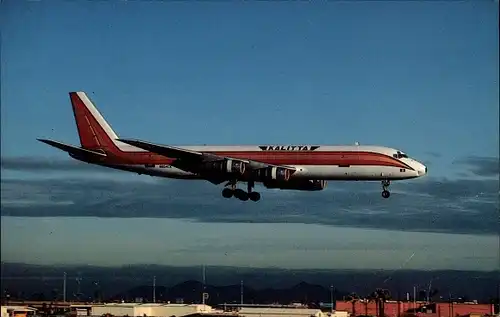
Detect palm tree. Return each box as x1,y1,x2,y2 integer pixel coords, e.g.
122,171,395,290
345,292,360,317
370,288,391,317
367,291,378,317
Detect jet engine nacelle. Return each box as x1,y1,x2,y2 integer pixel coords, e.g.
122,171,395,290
254,166,292,181
201,159,246,175
263,179,327,191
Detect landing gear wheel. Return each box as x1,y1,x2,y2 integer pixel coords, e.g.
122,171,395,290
381,180,391,199
248,192,261,202
223,180,261,202
222,188,233,198
234,188,249,201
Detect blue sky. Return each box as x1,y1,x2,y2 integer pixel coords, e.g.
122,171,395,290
1,1,498,270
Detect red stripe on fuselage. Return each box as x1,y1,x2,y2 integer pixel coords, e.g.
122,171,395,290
100,150,412,170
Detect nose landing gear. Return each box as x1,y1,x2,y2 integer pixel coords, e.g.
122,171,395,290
381,180,391,198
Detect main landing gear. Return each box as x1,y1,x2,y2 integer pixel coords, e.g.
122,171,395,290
381,180,391,199
221,180,261,202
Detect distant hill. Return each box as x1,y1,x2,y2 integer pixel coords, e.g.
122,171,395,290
114,280,347,305
1,263,498,303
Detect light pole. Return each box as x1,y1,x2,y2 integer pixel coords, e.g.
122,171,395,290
153,276,156,303
63,272,67,303
240,280,244,305
330,285,334,314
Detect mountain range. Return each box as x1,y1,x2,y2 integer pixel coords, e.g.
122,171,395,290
1,263,498,303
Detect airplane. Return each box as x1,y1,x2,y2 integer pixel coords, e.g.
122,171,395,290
38,92,428,202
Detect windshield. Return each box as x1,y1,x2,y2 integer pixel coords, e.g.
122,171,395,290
393,151,408,159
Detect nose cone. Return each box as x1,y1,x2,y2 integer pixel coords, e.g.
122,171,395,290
417,163,427,176
402,157,427,177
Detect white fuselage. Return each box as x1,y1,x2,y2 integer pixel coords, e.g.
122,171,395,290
99,144,427,182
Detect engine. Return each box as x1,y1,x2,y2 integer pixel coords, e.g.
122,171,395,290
263,179,327,191
200,159,247,175
253,166,291,182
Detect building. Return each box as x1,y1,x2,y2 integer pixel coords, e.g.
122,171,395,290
87,303,216,317
238,307,347,317
334,300,495,317
238,307,323,316
0,306,37,317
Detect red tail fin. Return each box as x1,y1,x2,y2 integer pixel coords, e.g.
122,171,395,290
69,92,121,153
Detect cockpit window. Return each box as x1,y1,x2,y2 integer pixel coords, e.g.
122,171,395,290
393,151,408,159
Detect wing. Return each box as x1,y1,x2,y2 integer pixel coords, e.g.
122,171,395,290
117,138,296,171
117,139,205,161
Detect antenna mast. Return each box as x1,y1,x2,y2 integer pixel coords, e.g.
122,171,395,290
63,272,67,303
153,276,156,303
201,264,208,307
240,280,244,305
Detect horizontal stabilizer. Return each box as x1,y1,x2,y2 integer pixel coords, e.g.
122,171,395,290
117,139,203,160
37,139,107,157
